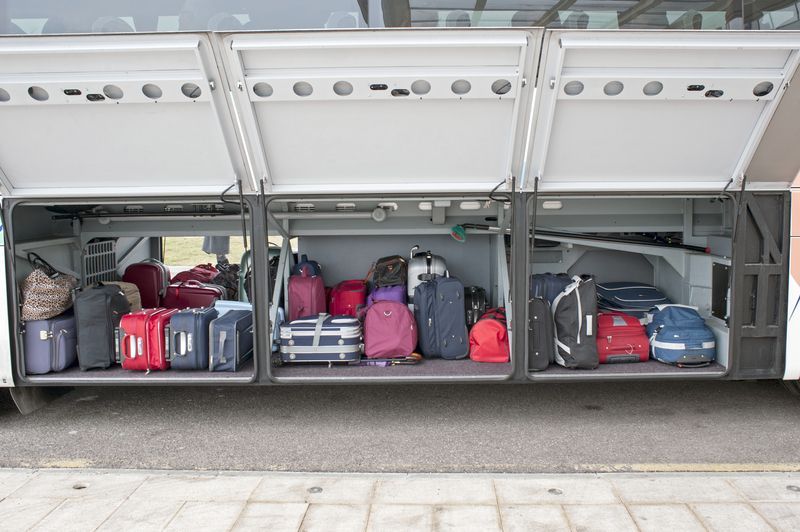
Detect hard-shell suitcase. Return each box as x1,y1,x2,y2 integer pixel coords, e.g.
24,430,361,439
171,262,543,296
171,263,219,284
161,281,225,309
552,276,599,369
414,276,469,359
102,281,142,312
210,309,254,372
464,286,488,328
363,300,417,358
597,282,671,318
122,259,170,308
168,307,218,370
280,314,362,364
646,305,716,367
214,300,252,316
288,270,326,321
118,308,178,372
530,273,573,304
329,280,367,318
596,312,649,363
74,284,131,370
469,308,509,363
23,312,77,374
407,246,447,298
528,297,555,371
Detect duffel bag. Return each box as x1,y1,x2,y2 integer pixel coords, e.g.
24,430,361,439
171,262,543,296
172,263,219,284
646,305,716,367
469,308,509,363
552,276,599,370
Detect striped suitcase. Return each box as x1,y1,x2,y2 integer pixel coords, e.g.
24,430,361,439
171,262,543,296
280,314,361,364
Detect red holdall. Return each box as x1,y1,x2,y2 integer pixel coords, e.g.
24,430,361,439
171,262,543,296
329,280,367,317
596,311,649,363
162,281,225,309
172,264,219,284
469,308,510,363
119,308,178,371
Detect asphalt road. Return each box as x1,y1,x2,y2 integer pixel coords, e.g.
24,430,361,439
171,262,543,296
1,380,799,473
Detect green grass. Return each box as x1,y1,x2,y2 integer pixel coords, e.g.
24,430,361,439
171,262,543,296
162,236,291,267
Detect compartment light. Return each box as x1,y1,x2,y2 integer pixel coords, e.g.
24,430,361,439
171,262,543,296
542,201,563,210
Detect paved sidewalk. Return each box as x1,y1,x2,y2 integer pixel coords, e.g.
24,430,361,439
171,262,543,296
2,469,800,531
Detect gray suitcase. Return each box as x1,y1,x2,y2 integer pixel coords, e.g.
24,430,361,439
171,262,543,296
23,312,77,374
407,246,447,299
168,307,218,370
210,309,253,372
414,276,469,359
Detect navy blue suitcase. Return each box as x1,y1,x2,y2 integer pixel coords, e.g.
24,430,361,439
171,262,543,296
280,314,361,364
210,310,253,372
530,273,573,304
168,307,218,370
597,282,671,317
414,276,469,359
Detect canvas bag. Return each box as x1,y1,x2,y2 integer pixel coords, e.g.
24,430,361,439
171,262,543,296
21,253,78,321
552,275,599,369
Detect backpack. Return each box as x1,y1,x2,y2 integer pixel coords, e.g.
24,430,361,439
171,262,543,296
291,254,322,277
469,308,509,363
645,305,716,367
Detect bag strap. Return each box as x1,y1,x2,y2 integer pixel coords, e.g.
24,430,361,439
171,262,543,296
27,252,60,277
313,313,328,347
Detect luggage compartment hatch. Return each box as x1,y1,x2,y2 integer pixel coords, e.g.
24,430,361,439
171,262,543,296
525,31,800,193
0,34,251,197
220,30,539,194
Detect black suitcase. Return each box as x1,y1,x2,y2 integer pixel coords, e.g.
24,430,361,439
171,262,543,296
528,297,554,371
464,286,487,328
74,284,131,370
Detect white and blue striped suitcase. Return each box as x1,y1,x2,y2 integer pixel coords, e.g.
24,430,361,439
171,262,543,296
280,314,361,364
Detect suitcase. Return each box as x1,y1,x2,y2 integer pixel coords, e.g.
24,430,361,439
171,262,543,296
74,284,131,370
469,308,509,363
214,300,252,316
161,281,225,309
280,314,362,364
118,308,178,372
597,282,671,318
23,312,77,374
530,273,573,304
552,276,599,369
408,247,447,298
122,259,170,308
102,281,142,312
414,276,469,359
646,305,716,367
329,280,367,318
288,270,326,321
464,286,487,328
168,307,218,370
172,263,219,284
528,297,555,371
363,300,417,359
596,312,649,364
210,309,254,372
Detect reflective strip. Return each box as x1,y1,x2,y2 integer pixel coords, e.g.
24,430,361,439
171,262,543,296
651,339,715,350
280,345,361,354
556,339,571,354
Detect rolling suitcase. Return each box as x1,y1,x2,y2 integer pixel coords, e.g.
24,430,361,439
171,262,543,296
528,297,555,371
210,309,253,372
414,276,469,359
118,308,178,372
23,312,77,374
464,286,487,328
74,284,131,370
168,307,218,370
288,270,326,321
597,282,671,318
161,281,225,309
596,312,649,363
407,246,446,298
280,314,361,364
214,300,252,316
363,300,417,359
530,273,573,304
552,276,599,369
122,259,170,308
329,280,367,318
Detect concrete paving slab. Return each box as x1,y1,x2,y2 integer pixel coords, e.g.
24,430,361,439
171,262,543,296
495,477,618,505
233,502,308,532
0,497,63,531
373,477,496,505
10,470,147,500
754,502,800,530
628,504,706,532
250,475,375,504
129,473,261,502
97,499,184,532
562,504,638,532
0,470,36,498
499,505,570,532
691,502,774,532
731,475,800,502
432,505,501,532
30,498,126,532
367,504,434,531
299,504,370,532
610,476,744,504
164,501,245,532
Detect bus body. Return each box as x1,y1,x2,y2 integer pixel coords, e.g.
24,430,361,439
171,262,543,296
1,1,800,401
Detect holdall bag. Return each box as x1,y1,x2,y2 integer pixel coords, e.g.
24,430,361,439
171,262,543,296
596,311,649,364
469,308,509,363
528,296,555,371
210,309,254,372
329,280,367,318
168,307,218,370
23,312,78,374
552,276,599,369
364,300,417,359
118,308,178,372
291,254,322,276
280,313,362,364
464,286,488,328
172,263,219,285
288,269,326,321
529,272,573,304
122,258,171,308
407,246,447,298
101,281,142,312
161,281,225,309
597,282,671,318
414,276,469,359
645,305,716,367
372,255,407,288
20,253,78,322
74,284,131,370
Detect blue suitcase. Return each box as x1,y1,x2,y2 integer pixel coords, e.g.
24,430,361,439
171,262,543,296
280,314,361,364
24,312,78,374
210,310,253,372
597,282,671,317
414,276,469,359
168,307,218,370
530,273,573,304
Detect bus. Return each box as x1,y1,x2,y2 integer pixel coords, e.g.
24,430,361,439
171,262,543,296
1,0,799,412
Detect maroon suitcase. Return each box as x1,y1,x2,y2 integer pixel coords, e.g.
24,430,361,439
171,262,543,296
162,281,224,309
288,271,326,321
119,308,178,371
122,259,171,308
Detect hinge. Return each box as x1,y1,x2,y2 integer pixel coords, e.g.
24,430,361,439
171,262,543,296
209,80,216,91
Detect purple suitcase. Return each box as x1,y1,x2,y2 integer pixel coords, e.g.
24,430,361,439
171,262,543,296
24,312,78,374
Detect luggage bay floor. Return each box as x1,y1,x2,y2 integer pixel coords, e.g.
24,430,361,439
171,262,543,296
24,359,255,384
272,358,513,380
531,360,727,380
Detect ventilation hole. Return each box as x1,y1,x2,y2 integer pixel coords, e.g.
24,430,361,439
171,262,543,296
252,82,273,98
293,81,313,97
181,82,202,99
86,94,105,102
753,81,774,97
391,89,409,97
142,83,162,99
603,81,624,96
491,79,512,95
28,86,49,101
0,88,9,102
643,81,663,96
411,80,431,95
103,84,123,100
333,81,353,96
451,79,471,95
63,89,81,96
687,84,705,92
705,89,724,98
563,81,584,96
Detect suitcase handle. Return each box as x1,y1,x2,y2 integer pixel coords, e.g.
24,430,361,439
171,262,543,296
119,332,137,360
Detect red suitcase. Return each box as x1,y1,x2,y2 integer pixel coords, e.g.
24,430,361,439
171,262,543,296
288,271,326,321
329,280,367,317
161,281,225,309
172,263,219,284
122,259,171,308
119,308,178,371
596,311,649,363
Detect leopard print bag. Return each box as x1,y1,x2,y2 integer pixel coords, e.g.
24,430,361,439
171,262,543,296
21,253,79,321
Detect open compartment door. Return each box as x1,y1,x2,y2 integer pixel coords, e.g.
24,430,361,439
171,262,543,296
220,30,539,194
525,31,800,193
0,34,250,197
